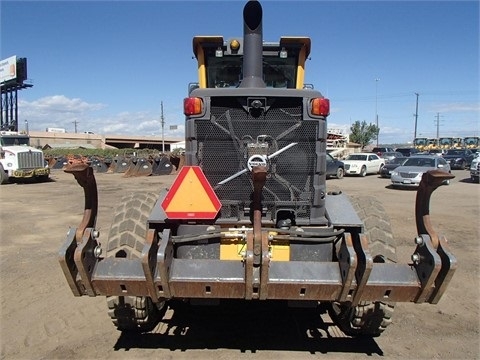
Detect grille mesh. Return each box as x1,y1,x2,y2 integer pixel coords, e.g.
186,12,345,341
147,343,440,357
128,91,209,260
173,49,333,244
399,172,419,178
195,99,319,221
17,151,44,169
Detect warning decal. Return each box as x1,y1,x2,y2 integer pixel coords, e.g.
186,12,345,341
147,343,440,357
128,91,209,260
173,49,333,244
161,166,221,219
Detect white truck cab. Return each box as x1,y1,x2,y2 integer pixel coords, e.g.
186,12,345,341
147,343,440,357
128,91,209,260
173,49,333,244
0,131,49,184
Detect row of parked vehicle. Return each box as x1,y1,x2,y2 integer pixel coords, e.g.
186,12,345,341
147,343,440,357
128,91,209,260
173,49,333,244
326,146,480,185
373,146,477,170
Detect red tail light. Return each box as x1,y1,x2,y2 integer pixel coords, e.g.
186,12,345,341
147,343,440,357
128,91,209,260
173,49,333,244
184,97,203,116
311,98,330,117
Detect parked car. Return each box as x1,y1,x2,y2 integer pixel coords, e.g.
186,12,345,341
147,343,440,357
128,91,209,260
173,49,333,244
470,154,480,183
380,151,404,162
428,149,447,157
390,155,451,188
326,153,344,179
395,147,420,157
343,153,384,176
380,156,408,178
372,147,395,156
442,149,475,169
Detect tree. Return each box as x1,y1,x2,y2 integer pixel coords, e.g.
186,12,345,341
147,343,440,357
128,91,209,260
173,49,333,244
349,121,379,149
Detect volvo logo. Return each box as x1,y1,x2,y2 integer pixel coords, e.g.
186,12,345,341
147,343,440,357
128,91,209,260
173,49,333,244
247,154,268,171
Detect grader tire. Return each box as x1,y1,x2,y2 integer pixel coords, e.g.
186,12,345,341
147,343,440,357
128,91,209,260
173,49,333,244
105,192,164,332
329,195,397,337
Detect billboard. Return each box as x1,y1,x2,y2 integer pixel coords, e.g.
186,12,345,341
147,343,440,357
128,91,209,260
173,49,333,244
0,56,17,84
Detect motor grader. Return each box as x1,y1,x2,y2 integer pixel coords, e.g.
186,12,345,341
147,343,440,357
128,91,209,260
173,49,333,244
59,0,456,337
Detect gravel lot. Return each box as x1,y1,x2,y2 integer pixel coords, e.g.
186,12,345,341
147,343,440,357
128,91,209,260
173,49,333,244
1,168,478,359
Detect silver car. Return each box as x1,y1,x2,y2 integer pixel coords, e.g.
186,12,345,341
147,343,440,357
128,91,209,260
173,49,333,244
390,155,451,188
380,151,404,162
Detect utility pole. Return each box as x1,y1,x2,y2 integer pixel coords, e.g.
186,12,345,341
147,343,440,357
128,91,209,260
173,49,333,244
72,120,78,133
414,92,419,142
434,112,443,139
375,78,379,147
160,101,165,153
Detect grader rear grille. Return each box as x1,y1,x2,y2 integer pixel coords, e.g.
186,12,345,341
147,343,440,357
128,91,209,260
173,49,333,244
195,97,319,222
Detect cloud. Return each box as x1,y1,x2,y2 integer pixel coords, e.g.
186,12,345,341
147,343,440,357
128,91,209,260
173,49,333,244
22,95,105,115
17,95,183,137
18,95,106,132
96,111,183,137
430,102,480,113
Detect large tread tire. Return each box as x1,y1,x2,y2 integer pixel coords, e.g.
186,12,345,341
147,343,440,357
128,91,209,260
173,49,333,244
329,195,397,337
107,295,161,333
105,192,164,332
351,195,397,263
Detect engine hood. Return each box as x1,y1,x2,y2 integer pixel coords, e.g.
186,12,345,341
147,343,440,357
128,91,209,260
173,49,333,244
443,154,465,160
394,165,446,173
1,145,43,155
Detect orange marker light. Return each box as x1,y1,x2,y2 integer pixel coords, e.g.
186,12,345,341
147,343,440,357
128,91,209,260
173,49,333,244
183,97,203,116
311,98,330,117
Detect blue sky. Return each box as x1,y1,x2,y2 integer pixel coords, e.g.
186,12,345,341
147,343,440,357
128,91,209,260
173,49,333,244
1,0,479,145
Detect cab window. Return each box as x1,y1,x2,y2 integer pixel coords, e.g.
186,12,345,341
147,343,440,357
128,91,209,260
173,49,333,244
205,53,297,89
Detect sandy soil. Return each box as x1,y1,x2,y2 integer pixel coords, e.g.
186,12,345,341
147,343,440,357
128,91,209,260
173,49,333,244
1,168,478,359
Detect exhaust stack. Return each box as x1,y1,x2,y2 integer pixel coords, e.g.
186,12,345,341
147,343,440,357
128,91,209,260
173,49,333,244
240,1,266,88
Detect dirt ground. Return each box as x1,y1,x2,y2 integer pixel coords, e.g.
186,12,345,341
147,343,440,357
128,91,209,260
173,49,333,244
1,168,478,360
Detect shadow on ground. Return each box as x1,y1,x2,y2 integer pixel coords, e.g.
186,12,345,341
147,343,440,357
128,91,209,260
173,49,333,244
114,300,383,355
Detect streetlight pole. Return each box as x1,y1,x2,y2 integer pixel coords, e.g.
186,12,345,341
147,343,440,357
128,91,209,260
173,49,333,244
375,78,379,147
435,112,441,139
161,101,165,153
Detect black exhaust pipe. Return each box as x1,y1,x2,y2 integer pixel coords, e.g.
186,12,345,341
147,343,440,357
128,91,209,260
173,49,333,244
240,1,266,88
